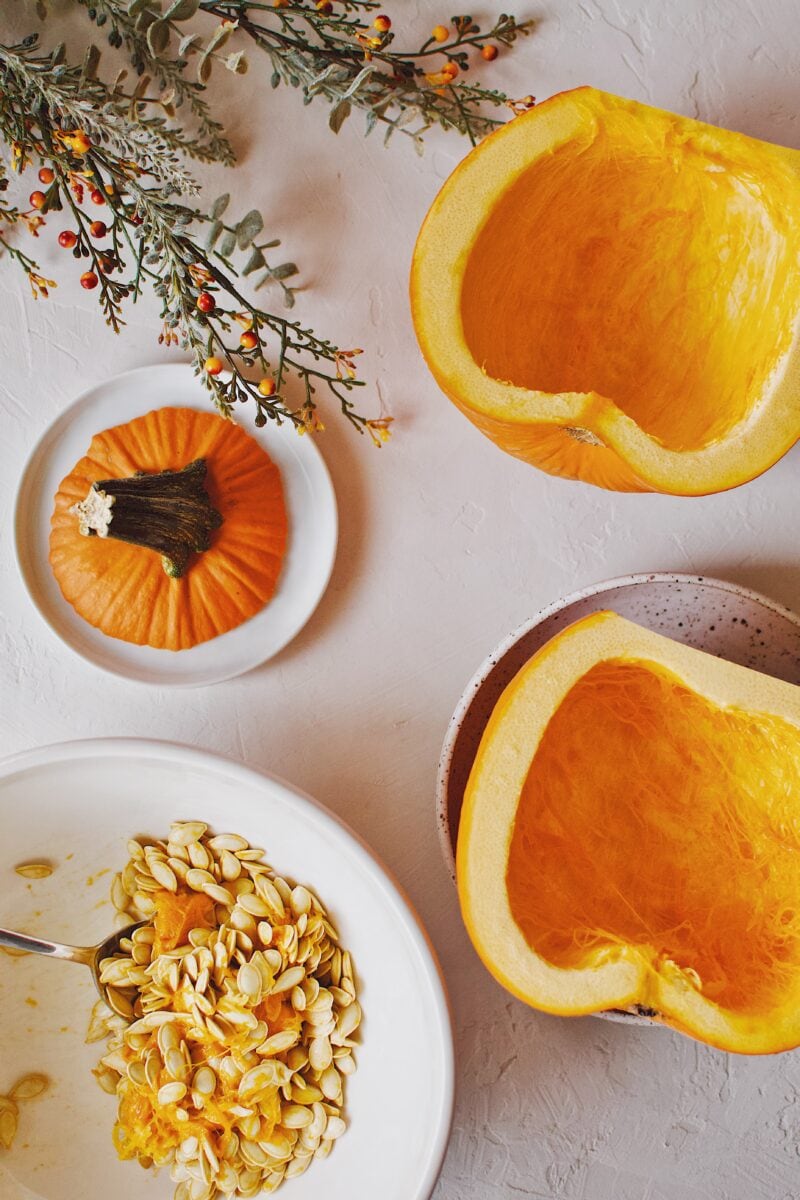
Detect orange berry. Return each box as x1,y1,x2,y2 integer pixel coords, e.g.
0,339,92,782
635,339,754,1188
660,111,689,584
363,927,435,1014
432,24,449,42
71,132,91,154
38,167,55,184
89,220,107,239
29,191,46,210
442,61,459,79
197,291,216,314
373,14,391,32
204,356,224,376
240,330,259,351
316,0,332,11
58,230,77,249
80,271,98,290
89,189,105,205
258,377,276,397
481,44,498,61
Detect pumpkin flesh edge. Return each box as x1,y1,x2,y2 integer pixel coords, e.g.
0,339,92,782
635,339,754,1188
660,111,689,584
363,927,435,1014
457,611,800,1053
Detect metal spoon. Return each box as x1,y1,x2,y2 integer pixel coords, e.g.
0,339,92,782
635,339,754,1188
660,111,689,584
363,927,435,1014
0,921,146,1013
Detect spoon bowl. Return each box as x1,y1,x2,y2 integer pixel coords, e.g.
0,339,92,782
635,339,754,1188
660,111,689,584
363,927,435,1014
0,920,146,1015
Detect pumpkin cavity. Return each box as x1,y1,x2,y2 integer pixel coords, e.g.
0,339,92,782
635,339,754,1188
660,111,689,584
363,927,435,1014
459,102,800,452
507,658,800,1017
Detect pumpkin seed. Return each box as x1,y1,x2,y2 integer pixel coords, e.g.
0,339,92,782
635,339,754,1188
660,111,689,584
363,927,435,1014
14,862,53,879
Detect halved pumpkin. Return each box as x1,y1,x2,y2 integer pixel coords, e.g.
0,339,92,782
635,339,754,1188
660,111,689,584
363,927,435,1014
411,87,800,494
457,611,800,1053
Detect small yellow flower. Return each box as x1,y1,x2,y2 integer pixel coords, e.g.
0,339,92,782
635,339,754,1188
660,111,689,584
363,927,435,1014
28,272,57,300
333,347,363,381
366,417,393,446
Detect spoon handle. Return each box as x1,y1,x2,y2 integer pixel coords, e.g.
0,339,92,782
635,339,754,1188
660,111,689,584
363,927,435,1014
0,926,94,966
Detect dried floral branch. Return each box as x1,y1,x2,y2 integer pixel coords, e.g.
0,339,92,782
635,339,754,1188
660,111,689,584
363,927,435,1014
0,3,530,440
0,34,381,437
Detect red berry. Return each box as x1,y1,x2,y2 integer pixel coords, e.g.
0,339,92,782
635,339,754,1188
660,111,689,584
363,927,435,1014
89,220,107,239
130,214,143,226
80,271,98,290
29,191,46,210
38,167,55,184
89,189,105,205
197,292,216,314
58,230,78,249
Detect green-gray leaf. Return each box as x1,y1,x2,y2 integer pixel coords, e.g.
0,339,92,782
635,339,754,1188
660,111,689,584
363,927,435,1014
165,0,201,19
210,194,230,220
236,209,263,250
82,43,101,81
218,230,237,258
205,219,223,250
270,262,298,280
329,99,351,134
242,248,265,276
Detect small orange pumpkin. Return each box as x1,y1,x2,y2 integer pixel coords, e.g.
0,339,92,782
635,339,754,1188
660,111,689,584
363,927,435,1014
49,407,288,650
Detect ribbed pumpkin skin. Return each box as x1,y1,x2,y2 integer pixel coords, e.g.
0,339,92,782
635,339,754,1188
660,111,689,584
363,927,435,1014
49,407,288,650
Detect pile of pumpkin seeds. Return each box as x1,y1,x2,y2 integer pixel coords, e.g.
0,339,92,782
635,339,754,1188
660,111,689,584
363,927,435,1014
90,820,360,1199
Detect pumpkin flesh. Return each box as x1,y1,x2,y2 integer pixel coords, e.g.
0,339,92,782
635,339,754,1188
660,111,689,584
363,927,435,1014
457,612,800,1052
411,87,800,494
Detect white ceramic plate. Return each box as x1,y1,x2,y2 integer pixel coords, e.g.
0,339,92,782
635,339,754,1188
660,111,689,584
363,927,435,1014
14,364,338,687
0,739,454,1200
436,572,800,882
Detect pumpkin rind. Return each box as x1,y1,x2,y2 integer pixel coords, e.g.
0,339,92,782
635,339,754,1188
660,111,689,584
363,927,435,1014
457,612,800,1053
410,86,800,495
49,407,288,650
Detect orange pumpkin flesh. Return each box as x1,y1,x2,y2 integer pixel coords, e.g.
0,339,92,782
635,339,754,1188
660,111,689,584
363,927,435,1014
49,407,288,650
458,612,800,1053
411,87,800,495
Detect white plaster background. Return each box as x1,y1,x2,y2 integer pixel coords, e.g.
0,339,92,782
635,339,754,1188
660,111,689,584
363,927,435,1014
3,2,800,1197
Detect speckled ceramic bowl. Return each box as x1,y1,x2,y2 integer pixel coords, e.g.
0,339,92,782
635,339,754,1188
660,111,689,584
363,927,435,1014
437,572,800,1025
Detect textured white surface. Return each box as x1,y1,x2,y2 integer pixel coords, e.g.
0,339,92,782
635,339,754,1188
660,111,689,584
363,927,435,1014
3,2,800,1197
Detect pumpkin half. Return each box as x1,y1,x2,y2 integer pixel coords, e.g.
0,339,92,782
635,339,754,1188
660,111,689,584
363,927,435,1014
411,87,800,494
49,407,288,650
457,611,800,1053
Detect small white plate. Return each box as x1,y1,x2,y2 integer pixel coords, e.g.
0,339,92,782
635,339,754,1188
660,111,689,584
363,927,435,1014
14,363,338,687
0,739,454,1200
438,572,800,879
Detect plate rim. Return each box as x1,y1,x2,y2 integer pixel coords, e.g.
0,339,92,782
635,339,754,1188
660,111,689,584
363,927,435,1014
436,571,800,879
0,735,456,1200
13,362,339,688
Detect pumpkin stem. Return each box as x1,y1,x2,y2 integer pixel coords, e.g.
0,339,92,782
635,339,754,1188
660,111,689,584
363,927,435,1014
70,459,223,578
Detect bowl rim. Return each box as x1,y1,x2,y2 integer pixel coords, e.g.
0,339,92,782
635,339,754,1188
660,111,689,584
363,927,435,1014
0,736,456,1200
435,570,800,882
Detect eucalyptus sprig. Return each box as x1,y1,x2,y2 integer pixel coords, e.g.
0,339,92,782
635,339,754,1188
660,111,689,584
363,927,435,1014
0,3,530,439
0,34,381,436
77,2,532,150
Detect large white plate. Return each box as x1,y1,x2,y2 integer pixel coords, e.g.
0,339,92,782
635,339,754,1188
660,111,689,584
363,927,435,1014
0,740,454,1200
14,364,338,686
